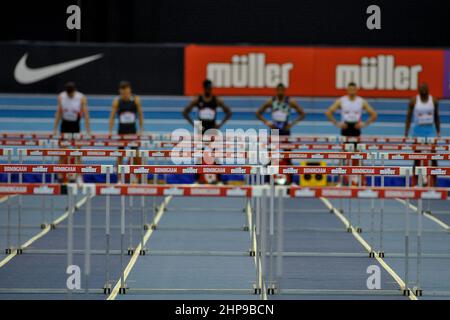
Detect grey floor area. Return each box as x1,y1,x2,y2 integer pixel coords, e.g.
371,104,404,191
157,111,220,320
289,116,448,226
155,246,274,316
2,193,449,300
0,195,165,300
328,197,450,299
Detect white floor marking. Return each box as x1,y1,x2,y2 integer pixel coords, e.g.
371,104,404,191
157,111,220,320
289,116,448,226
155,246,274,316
107,196,172,300
396,198,450,231
0,194,91,268
320,197,418,301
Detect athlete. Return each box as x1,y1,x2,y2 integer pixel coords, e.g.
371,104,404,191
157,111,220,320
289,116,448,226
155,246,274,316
183,80,232,184
256,83,305,185
326,82,377,186
52,82,90,183
256,83,305,136
109,81,144,136
325,82,377,138
183,79,232,134
405,83,440,186
405,83,440,138
108,81,144,170
53,82,90,135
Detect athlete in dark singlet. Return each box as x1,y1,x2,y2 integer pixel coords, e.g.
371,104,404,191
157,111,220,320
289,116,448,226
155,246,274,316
108,81,144,169
109,81,144,135
183,79,232,134
256,83,305,136
183,80,232,184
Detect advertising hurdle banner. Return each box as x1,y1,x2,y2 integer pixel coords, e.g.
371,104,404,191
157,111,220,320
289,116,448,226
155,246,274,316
185,45,445,98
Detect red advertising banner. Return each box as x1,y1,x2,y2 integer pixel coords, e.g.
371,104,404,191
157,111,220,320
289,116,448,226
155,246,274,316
313,48,444,98
185,45,444,98
185,45,316,96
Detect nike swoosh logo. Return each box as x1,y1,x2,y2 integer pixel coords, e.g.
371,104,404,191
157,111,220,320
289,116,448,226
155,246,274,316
14,53,103,84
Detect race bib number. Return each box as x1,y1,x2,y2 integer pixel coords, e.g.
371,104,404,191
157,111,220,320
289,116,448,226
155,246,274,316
62,109,79,122
272,110,288,122
119,111,136,124
416,112,433,125
199,108,216,121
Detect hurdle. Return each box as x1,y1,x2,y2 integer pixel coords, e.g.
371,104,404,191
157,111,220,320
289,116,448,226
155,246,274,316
1,156,449,298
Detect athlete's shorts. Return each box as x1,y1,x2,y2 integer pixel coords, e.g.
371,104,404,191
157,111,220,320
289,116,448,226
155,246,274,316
200,120,217,134
118,125,138,151
272,122,290,136
412,124,436,138
341,122,361,137
61,120,80,134
118,124,137,135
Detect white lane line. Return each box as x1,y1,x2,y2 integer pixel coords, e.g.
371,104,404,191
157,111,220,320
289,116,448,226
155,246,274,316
396,199,450,231
107,196,172,301
320,197,418,301
0,195,16,204
245,202,267,300
0,194,91,269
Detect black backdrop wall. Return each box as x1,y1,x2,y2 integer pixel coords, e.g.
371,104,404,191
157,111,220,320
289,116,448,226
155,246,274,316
1,0,449,47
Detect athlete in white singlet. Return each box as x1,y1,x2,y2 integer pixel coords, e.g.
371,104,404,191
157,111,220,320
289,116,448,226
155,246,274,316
53,82,90,135
326,82,377,186
405,83,440,186
405,83,440,138
52,82,91,183
326,82,377,137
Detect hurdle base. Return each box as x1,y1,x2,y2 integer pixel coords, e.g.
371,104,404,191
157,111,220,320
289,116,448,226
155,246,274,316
378,251,385,258
40,224,47,230
249,250,256,257
127,248,135,256
402,289,411,296
139,249,146,256
119,286,128,295
253,284,262,295
16,248,23,255
5,248,12,254
413,287,423,296
50,224,56,230
267,283,277,295
356,227,362,233
103,284,112,295
243,225,249,232
369,251,375,258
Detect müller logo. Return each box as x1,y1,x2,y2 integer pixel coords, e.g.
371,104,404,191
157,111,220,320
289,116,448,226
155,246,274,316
231,167,247,174
282,167,299,174
430,168,447,175
33,186,55,195
207,53,293,88
133,167,150,174
380,168,397,175
100,187,121,195
183,167,198,174
32,166,48,173
336,55,422,90
331,168,347,174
